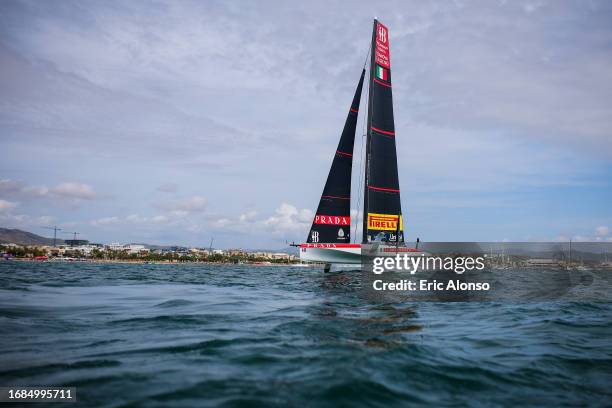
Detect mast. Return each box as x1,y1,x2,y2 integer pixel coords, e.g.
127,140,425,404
362,19,404,244
363,19,376,243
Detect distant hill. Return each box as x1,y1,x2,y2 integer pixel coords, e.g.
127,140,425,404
0,228,64,246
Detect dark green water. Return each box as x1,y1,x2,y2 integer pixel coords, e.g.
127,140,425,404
1,262,611,407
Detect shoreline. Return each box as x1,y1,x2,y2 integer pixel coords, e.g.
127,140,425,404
3,258,311,266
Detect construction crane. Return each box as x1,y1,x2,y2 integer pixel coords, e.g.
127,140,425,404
42,226,62,246
63,231,80,247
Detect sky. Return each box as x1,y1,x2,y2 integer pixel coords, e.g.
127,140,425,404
1,0,611,248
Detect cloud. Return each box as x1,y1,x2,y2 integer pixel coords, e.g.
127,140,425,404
555,226,612,242
89,211,186,229
596,226,610,237
239,210,258,222
126,214,147,223
0,179,22,196
90,216,120,226
0,199,17,212
3,1,610,157
570,235,612,242
0,212,55,228
91,213,174,227
186,203,313,238
49,182,96,200
156,182,179,193
151,215,169,223
1,1,610,247
211,218,232,229
261,203,313,234
0,179,97,202
156,196,208,213
35,215,55,225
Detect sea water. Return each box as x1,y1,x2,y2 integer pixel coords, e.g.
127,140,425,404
1,261,611,407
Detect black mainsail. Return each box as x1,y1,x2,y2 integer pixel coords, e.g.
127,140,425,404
306,69,365,244
362,19,404,244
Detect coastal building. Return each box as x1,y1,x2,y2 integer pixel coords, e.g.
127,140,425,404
124,244,149,255
107,242,124,251
57,243,101,256
190,248,211,256
270,253,294,260
0,243,22,248
65,239,89,247
251,251,296,261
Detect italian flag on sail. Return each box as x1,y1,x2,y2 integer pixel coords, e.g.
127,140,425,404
376,65,388,81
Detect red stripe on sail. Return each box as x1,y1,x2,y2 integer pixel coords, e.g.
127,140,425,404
368,185,400,193
371,126,395,136
336,150,353,157
321,195,350,200
350,108,359,113
373,78,392,88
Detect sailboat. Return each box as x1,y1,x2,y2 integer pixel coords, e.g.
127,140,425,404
299,19,424,268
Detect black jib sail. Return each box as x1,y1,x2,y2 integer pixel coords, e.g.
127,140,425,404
306,69,365,244
362,19,404,244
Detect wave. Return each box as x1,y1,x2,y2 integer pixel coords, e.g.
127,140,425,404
0,359,121,378
154,299,197,308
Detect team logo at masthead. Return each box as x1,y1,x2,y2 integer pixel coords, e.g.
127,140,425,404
377,25,387,44
375,22,390,68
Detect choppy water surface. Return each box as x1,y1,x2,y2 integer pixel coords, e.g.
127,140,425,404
1,262,611,407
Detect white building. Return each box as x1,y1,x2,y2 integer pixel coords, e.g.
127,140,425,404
124,244,148,254
270,252,292,260
59,244,99,256
107,242,123,251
